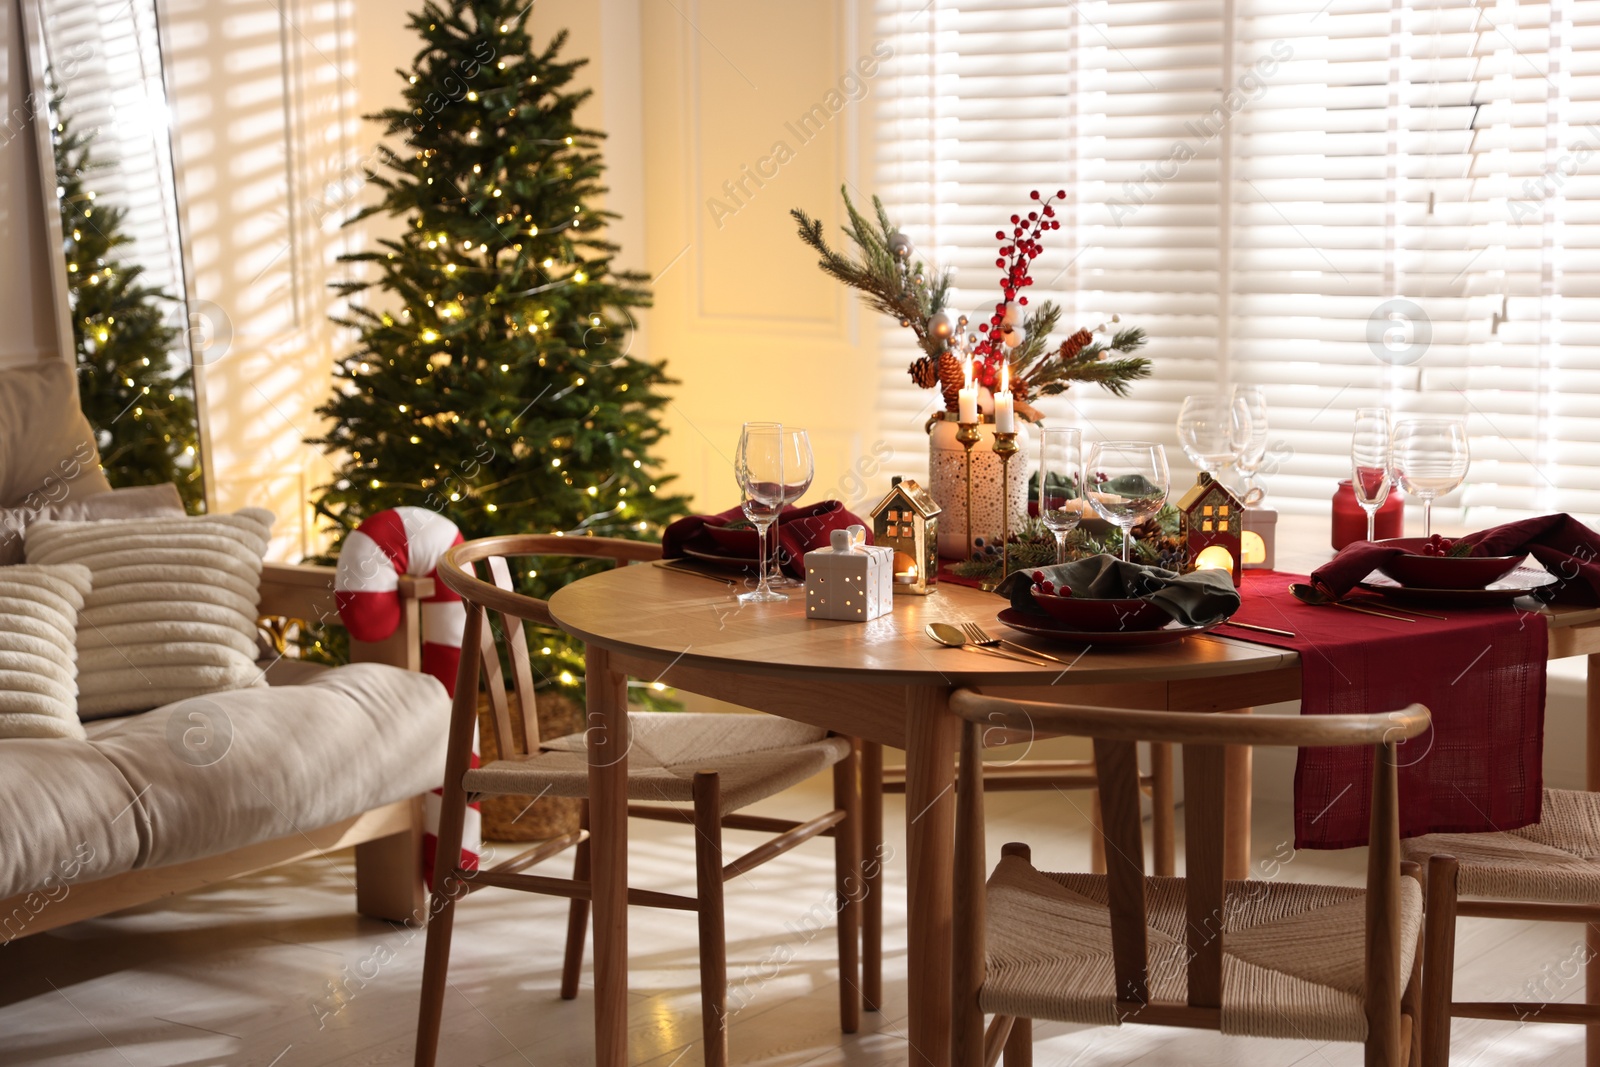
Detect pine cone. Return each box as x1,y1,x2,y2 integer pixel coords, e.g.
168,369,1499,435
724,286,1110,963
909,355,939,389
1058,328,1094,361
937,353,965,411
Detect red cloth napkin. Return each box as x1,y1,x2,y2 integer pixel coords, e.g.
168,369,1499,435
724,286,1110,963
1227,571,1546,850
1310,513,1600,604
661,500,870,579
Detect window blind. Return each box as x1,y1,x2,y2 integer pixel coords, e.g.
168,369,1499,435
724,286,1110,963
874,0,1600,523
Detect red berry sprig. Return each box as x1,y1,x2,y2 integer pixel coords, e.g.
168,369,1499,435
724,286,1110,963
1418,534,1473,558
1029,570,1070,597
969,190,1066,389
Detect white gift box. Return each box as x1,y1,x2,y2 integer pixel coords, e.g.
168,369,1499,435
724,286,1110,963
804,524,894,621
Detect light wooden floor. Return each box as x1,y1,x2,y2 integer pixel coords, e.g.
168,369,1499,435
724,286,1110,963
0,776,1587,1066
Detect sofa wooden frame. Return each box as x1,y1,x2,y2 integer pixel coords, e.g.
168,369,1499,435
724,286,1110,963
0,562,435,941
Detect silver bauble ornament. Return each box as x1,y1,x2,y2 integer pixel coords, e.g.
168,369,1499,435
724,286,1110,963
928,311,955,340
888,231,913,260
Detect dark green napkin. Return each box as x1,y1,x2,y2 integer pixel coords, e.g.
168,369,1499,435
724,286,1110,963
995,553,1242,626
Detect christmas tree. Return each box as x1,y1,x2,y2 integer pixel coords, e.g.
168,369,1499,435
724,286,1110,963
308,1,687,694
52,96,201,510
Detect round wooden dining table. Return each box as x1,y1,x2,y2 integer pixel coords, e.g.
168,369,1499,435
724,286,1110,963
549,562,1300,1067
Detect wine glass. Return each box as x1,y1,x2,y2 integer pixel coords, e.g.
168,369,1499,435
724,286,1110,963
769,428,815,588
1231,385,1269,495
1351,407,1393,542
1393,418,1470,538
1176,395,1249,476
1038,427,1082,564
1085,442,1170,562
735,423,787,602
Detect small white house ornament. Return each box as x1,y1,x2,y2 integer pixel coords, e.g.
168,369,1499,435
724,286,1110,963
804,524,893,621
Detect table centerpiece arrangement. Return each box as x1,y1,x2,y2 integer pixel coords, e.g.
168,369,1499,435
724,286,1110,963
791,188,1151,557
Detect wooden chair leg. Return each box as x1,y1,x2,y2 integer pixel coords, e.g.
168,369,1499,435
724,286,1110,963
861,739,884,1012
1402,862,1423,1067
560,799,592,1000
1422,855,1459,1067
1089,789,1107,875
833,743,862,1034
1149,742,1176,877
693,772,729,1067
414,625,481,1067
1003,1015,1032,1066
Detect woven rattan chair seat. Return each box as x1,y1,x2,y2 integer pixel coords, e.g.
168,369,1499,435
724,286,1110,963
979,854,1422,1042
1404,788,1600,904
463,711,851,812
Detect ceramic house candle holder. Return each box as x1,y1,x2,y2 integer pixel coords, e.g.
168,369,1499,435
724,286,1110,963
805,524,894,621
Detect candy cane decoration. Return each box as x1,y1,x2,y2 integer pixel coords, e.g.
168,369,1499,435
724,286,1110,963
335,506,479,880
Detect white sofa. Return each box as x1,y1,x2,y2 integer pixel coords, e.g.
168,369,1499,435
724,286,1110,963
0,360,452,941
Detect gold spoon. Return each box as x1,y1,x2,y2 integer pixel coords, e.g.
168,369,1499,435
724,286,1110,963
925,623,1051,666
1288,583,1416,623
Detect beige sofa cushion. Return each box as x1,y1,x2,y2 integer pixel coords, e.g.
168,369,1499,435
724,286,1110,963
0,740,150,905
26,508,274,718
0,663,448,903
81,663,449,871
0,483,185,565
0,361,112,509
0,564,93,740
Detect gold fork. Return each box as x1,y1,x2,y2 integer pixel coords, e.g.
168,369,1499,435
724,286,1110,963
958,621,1068,665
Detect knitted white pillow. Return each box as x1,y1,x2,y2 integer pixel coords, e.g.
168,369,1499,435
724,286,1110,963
25,509,274,719
0,563,93,739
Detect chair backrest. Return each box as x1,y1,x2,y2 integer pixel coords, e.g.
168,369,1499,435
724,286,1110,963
948,690,1428,1052
439,534,662,761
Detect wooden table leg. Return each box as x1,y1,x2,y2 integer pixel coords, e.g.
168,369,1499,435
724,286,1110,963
1587,654,1600,1067
587,647,631,1067
1223,708,1254,881
903,685,960,1067
860,739,884,1013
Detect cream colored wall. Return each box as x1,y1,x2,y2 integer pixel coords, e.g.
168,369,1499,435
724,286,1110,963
639,0,887,512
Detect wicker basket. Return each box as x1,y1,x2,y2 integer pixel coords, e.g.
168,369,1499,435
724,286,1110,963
475,690,584,841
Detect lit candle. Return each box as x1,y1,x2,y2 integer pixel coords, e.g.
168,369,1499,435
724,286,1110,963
895,563,918,584
958,357,979,424
994,361,1015,433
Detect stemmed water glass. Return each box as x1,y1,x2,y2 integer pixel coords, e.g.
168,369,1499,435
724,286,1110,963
1231,385,1269,495
768,428,814,589
1038,428,1082,565
1393,418,1470,538
1176,394,1250,477
1351,407,1393,542
735,423,788,602
1085,442,1170,562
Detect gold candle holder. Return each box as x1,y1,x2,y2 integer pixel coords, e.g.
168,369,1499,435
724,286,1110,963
993,430,1019,583
955,420,981,561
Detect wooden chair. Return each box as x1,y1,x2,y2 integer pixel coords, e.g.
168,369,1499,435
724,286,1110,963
946,689,1432,1067
1406,788,1600,1065
857,736,1176,1012
414,535,863,1067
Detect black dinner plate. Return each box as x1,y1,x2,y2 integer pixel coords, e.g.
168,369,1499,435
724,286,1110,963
997,607,1221,647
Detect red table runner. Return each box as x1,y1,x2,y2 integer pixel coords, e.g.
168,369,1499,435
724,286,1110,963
1227,571,1547,850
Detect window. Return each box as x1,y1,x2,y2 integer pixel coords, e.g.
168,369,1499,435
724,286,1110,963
874,0,1600,521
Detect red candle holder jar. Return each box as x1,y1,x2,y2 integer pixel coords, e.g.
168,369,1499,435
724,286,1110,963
1332,479,1405,550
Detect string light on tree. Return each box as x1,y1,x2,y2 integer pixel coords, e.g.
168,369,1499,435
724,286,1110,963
50,87,200,510
308,0,686,696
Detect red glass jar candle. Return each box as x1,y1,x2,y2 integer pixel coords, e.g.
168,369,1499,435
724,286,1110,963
1332,479,1405,550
